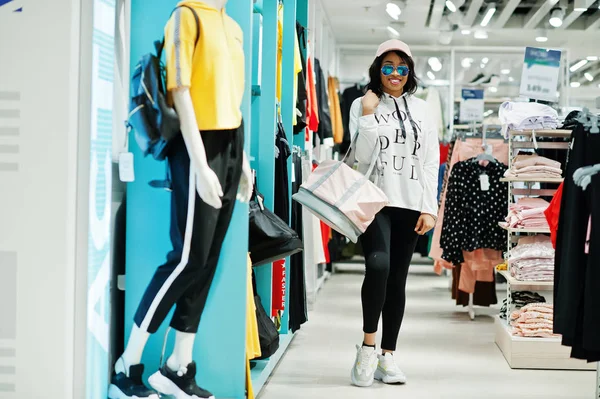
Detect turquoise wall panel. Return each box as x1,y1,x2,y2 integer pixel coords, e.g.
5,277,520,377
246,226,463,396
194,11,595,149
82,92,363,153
279,0,297,335
253,0,279,313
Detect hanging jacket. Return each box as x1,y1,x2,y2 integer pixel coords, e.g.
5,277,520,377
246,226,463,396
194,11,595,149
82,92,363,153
306,54,319,133
328,76,344,144
349,93,440,216
314,58,333,144
294,22,308,135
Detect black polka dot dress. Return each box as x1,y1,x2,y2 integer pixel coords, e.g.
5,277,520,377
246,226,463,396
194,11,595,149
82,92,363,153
440,158,508,264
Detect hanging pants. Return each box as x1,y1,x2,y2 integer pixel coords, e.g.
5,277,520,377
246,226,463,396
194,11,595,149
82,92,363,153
134,124,244,334
360,207,420,351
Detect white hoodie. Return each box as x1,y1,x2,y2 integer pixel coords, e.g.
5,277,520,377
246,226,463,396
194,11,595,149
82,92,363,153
349,93,440,217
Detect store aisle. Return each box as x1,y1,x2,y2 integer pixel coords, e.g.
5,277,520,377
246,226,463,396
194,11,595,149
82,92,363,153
260,265,595,399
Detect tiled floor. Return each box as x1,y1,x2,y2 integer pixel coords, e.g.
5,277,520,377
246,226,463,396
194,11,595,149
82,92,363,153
260,264,596,399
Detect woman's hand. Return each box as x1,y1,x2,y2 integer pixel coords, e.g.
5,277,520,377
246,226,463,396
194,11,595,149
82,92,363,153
415,213,436,235
361,90,380,115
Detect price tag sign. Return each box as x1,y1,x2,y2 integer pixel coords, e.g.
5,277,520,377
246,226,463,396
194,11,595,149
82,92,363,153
460,88,485,122
520,47,562,102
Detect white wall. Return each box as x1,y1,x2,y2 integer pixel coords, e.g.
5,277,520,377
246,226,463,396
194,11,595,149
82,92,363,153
0,1,85,397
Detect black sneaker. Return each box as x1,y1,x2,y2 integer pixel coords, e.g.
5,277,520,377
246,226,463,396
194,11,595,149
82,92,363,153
148,361,214,399
108,363,159,399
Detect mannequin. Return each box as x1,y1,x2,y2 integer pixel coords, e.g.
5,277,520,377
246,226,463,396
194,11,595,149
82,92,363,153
108,1,252,399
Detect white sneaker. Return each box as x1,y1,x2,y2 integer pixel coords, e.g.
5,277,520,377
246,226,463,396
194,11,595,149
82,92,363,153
351,345,378,387
374,353,407,384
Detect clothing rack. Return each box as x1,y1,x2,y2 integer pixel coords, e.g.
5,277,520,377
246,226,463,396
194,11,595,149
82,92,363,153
494,127,597,371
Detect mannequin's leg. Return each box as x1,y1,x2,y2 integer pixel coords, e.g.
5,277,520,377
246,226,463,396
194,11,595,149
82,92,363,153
116,325,150,374
166,330,195,372
147,125,244,399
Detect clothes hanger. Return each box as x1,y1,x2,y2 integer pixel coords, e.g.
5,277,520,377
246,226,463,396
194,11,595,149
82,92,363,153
575,108,599,134
573,164,600,190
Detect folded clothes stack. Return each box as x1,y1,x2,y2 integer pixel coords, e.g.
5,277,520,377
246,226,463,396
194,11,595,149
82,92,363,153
509,235,555,282
503,197,550,230
510,302,558,338
499,291,546,320
499,101,560,137
504,154,563,179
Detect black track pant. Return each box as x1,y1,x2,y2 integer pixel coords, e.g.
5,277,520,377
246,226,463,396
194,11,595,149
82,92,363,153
360,207,420,351
134,125,244,334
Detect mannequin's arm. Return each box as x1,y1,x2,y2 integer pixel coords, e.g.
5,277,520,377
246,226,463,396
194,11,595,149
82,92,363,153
172,87,224,209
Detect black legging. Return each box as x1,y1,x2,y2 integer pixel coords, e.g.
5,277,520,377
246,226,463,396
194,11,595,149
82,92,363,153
360,207,420,351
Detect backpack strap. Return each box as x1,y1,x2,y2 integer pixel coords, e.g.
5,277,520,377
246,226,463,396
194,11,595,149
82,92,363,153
156,5,201,59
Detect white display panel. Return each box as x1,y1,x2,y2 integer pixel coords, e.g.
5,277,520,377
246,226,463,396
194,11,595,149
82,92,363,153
0,1,89,397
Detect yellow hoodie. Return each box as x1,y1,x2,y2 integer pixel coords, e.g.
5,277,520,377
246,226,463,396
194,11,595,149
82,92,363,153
164,1,245,131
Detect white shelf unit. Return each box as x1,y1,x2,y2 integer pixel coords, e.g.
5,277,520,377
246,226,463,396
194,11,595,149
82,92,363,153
494,128,590,370
495,316,596,371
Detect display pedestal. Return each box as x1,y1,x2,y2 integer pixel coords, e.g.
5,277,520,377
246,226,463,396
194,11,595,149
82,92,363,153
494,317,595,371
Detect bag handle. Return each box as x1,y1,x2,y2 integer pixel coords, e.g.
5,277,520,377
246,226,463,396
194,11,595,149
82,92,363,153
156,5,201,60
341,109,381,179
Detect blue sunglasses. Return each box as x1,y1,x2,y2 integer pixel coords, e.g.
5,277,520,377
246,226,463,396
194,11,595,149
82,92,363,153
381,65,410,76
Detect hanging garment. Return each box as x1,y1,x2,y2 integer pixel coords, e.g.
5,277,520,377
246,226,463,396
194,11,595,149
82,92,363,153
554,122,600,362
327,76,344,144
289,152,308,332
452,263,497,307
430,138,509,273
294,22,308,135
340,84,365,154
425,87,445,141
440,158,508,265
274,122,291,224
544,182,564,249
439,143,450,165
306,53,319,133
246,254,261,361
314,58,333,144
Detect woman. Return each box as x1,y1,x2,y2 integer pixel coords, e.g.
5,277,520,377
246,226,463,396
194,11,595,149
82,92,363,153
349,39,439,387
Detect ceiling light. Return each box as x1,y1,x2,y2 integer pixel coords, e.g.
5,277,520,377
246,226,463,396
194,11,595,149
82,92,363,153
574,0,588,11
474,30,488,39
461,29,471,35
386,3,402,20
570,81,581,88
585,72,594,81
549,8,564,28
438,31,453,45
587,56,599,61
461,57,474,68
489,86,498,93
509,76,515,82
480,63,486,69
427,71,436,80
387,26,400,37
429,57,443,72
570,59,589,72
501,69,510,74
482,57,489,64
535,29,548,42
446,0,457,12
480,3,496,27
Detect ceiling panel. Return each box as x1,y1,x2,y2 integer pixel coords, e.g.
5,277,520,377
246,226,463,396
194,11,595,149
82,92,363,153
322,0,600,49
